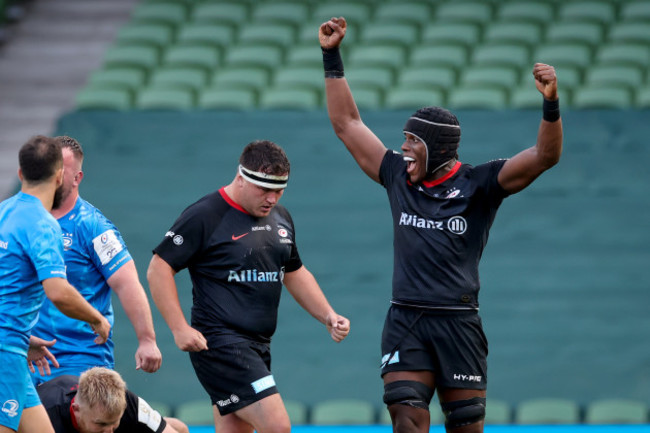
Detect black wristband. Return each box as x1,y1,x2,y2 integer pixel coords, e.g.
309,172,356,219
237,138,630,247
322,46,344,78
543,98,560,122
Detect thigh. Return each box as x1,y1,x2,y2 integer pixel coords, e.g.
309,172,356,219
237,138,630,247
234,394,290,433
17,405,54,433
381,308,434,376
0,352,31,431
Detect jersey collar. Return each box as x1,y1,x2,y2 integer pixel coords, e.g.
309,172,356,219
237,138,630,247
408,161,461,189
219,187,249,214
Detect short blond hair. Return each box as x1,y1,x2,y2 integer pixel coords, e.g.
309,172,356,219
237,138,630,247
76,367,127,416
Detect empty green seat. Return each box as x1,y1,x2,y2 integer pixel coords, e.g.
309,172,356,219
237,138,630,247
346,66,394,91
510,86,571,109
358,22,419,49
608,23,650,45
460,65,519,91
259,87,320,110
471,43,530,69
174,399,214,425
352,87,383,110
175,23,235,49
483,22,543,48
312,3,371,27
434,2,493,27
514,398,581,424
198,87,257,110
87,68,147,93
409,45,469,70
311,399,376,425
348,44,407,72
585,65,643,90
237,23,296,49
534,44,592,70
115,23,174,49
497,2,554,25
545,22,604,48
149,67,209,92
130,2,187,27
191,3,249,27
558,1,616,26
585,399,648,424
273,65,323,91
286,44,323,67
398,66,457,90
384,87,445,110
421,23,481,48
75,87,132,110
103,44,160,72
135,86,196,110
596,43,650,68
448,87,508,110
373,2,433,28
251,2,309,27
620,2,650,22
572,86,632,109
211,66,270,92
163,45,221,72
635,87,650,109
225,45,284,72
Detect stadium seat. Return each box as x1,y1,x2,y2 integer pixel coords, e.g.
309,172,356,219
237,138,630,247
225,45,284,72
459,65,520,91
312,3,372,27
434,2,493,27
251,2,309,28
635,87,650,109
115,23,174,50
284,399,308,425
162,45,221,72
558,1,616,26
447,87,508,110
130,2,187,28
572,86,632,109
384,87,445,110
510,86,571,110
175,23,235,50
198,87,257,110
191,3,249,27
297,21,359,46
483,22,543,48
351,87,383,110
397,66,457,91
75,87,133,110
470,43,530,69
547,65,582,92
409,45,469,70
608,23,650,45
148,67,209,93
174,399,214,425
259,87,320,110
485,399,512,424
311,399,376,425
286,44,323,67
373,2,433,29
346,66,394,92
421,23,481,48
103,44,160,73
497,2,555,26
544,22,604,48
87,68,147,93
584,399,648,424
348,44,407,72
273,65,324,92
533,44,593,70
514,398,581,424
584,65,644,90
596,43,650,69
620,1,650,23
211,66,270,92
135,86,196,110
237,23,296,50
358,22,420,49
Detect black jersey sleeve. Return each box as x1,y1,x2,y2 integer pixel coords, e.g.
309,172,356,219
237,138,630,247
378,149,402,189
474,159,510,202
153,192,225,272
118,390,167,433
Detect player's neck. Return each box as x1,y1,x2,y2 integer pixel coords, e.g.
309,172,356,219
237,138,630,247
21,182,56,211
51,192,79,219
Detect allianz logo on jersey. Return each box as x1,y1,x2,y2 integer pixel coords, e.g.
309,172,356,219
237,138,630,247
399,212,467,235
228,266,285,283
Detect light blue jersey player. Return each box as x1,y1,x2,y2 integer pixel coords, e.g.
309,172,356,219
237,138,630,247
31,136,161,386
0,135,109,433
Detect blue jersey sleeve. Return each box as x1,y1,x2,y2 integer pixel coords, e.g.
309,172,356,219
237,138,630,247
83,211,132,281
30,216,67,281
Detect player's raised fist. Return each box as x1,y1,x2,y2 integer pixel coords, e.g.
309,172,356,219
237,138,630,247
319,16,347,49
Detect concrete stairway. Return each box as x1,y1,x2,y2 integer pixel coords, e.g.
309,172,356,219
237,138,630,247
0,0,139,199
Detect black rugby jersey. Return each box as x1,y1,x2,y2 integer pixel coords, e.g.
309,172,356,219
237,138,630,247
37,375,166,433
379,150,508,310
153,187,302,347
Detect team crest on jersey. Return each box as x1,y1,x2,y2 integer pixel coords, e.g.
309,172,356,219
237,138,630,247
445,188,461,198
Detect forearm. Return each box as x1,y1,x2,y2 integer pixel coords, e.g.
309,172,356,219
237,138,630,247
536,100,563,168
284,267,336,324
115,284,157,342
147,257,189,333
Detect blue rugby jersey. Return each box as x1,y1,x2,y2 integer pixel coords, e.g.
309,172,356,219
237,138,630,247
379,150,509,310
32,197,131,369
0,192,67,356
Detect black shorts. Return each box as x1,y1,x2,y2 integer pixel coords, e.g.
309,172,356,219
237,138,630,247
190,341,279,415
380,305,488,390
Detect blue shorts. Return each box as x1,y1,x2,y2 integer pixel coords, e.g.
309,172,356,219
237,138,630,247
0,350,41,430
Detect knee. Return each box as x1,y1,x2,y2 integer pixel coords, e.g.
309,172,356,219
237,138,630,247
383,380,433,410
440,397,486,430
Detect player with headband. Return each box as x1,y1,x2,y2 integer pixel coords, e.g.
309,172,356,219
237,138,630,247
320,16,563,433
147,139,350,433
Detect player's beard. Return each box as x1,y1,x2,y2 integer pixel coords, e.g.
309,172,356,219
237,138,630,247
52,183,64,210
